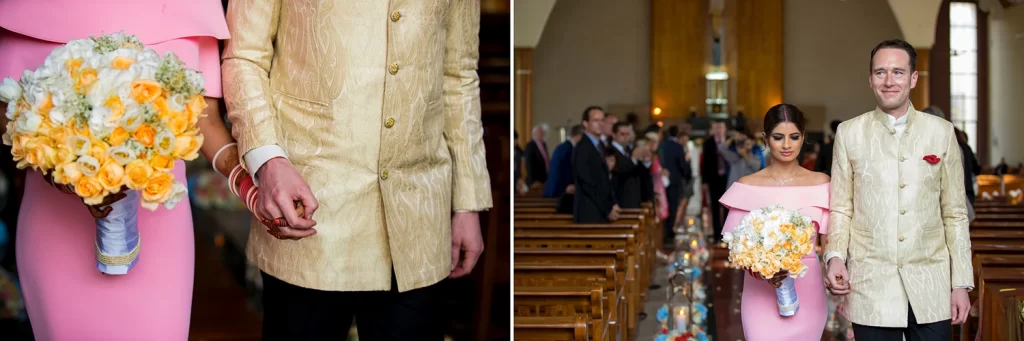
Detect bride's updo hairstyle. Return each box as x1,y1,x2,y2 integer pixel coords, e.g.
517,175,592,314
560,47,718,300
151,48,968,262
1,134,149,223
763,104,807,134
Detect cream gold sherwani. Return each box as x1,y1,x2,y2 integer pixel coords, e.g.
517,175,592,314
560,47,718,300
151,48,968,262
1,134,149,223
824,105,973,327
222,0,492,292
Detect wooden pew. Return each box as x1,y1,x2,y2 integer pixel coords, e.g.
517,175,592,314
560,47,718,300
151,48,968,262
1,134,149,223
513,316,589,341
514,215,649,340
514,285,603,341
958,208,1024,341
514,258,622,341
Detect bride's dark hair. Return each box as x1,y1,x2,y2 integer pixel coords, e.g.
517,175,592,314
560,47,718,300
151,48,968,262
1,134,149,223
763,104,807,133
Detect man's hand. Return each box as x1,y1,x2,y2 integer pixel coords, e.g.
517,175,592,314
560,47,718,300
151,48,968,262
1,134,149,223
450,211,483,278
565,184,576,194
825,258,851,295
951,288,970,324
608,204,621,221
255,157,319,239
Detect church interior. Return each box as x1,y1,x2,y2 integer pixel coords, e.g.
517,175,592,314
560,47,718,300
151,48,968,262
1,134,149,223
513,0,1024,340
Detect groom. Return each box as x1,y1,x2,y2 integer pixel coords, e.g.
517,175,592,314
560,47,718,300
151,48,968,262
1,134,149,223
222,1,493,339
824,39,973,340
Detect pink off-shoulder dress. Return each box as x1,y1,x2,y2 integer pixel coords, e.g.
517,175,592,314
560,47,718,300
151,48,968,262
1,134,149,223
719,182,831,341
0,1,229,339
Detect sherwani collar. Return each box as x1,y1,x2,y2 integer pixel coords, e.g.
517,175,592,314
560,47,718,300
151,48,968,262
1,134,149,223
871,102,918,134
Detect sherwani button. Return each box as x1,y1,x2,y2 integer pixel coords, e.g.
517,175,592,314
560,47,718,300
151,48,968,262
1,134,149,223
890,129,896,134
900,183,905,189
900,156,906,162
900,209,906,215
389,63,400,74
381,169,389,180
391,11,402,22
898,263,903,269
899,236,905,242
385,117,395,128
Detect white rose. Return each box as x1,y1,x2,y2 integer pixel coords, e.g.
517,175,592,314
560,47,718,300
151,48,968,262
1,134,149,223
15,110,42,134
163,182,189,210
0,77,22,102
5,101,16,120
107,145,137,165
76,155,101,177
67,135,91,156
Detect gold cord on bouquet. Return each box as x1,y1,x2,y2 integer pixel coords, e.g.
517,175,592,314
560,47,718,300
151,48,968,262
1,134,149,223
95,237,140,266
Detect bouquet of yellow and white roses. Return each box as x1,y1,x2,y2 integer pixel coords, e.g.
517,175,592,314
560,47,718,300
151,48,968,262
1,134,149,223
722,204,816,316
0,32,206,275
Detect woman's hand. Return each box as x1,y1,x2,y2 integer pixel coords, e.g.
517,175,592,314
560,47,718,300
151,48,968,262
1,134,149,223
86,186,128,219
748,270,789,288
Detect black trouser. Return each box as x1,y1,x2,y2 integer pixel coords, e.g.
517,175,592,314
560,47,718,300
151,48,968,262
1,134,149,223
707,180,726,241
261,271,443,341
851,305,951,341
663,184,681,245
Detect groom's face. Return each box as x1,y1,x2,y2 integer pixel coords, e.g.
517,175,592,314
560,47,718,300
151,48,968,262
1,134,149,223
869,48,918,111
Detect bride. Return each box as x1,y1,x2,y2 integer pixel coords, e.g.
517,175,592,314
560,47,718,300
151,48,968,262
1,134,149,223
0,0,285,339
718,104,831,340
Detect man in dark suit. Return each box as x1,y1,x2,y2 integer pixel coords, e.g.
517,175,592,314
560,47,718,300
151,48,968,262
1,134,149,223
814,120,842,176
573,106,620,223
610,122,651,209
701,120,730,241
544,125,584,198
524,126,549,188
659,125,692,243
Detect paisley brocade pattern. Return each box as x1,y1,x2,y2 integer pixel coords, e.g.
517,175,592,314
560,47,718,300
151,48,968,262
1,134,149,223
824,106,973,327
222,0,492,293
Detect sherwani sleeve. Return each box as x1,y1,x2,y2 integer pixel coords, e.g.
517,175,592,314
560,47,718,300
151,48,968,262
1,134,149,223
824,124,853,264
221,0,284,172
940,127,974,290
444,0,492,211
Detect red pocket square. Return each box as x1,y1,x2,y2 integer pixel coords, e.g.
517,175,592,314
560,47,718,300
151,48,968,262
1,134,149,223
923,155,941,164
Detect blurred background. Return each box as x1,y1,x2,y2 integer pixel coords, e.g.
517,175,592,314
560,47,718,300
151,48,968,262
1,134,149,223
0,0,510,340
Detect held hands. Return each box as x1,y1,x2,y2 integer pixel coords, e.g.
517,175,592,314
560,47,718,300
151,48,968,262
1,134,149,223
608,204,622,221
449,211,484,278
825,258,851,295
951,288,970,324
565,184,576,194
255,157,319,239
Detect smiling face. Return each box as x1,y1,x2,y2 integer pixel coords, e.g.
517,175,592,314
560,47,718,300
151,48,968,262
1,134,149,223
869,48,918,113
765,122,803,163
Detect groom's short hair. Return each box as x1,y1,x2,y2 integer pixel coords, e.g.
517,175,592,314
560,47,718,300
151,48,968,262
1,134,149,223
869,39,917,72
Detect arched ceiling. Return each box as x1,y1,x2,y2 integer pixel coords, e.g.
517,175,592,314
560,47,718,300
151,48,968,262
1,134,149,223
514,0,557,48
514,1,1005,50
886,0,943,48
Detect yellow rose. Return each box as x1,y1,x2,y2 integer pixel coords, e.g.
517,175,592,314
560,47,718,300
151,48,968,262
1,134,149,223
130,80,162,104
134,124,156,147
167,114,188,135
124,160,153,190
186,95,206,124
75,176,108,205
49,126,69,146
88,139,109,164
104,95,125,121
97,161,126,192
111,56,134,70
173,135,203,160
108,127,130,146
70,124,92,139
59,162,84,184
38,93,54,116
65,58,84,75
141,172,174,205
149,154,174,172
76,68,98,92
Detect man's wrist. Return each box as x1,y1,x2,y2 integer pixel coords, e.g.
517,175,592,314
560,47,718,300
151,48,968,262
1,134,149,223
243,144,289,180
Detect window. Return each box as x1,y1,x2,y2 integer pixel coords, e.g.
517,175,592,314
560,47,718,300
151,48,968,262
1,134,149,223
950,2,978,152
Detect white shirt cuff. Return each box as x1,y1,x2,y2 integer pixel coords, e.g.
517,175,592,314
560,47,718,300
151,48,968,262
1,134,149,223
823,251,845,265
243,144,288,180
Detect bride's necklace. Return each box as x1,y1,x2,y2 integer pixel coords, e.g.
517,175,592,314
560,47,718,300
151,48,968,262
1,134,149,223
768,168,799,186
